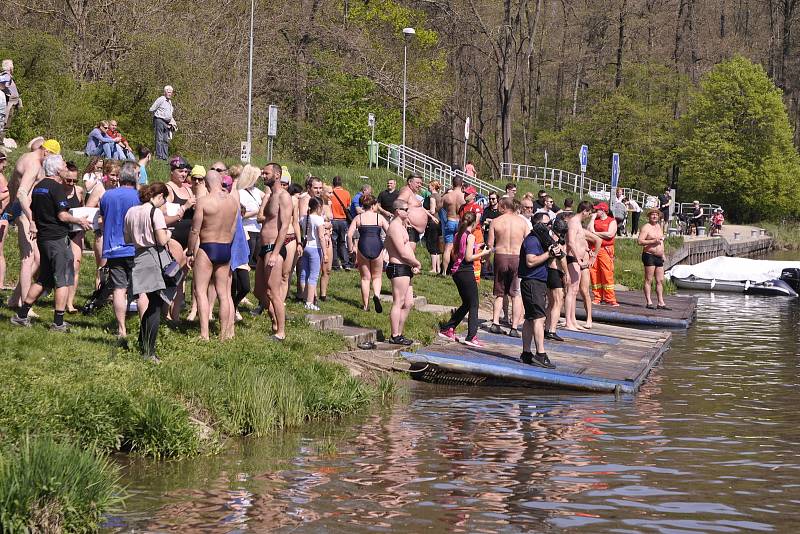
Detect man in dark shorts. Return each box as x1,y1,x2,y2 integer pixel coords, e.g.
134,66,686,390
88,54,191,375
638,209,669,309
518,211,558,368
100,161,143,344
10,155,92,332
487,197,528,337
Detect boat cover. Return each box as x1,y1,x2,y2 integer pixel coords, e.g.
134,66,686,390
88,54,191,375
668,256,800,283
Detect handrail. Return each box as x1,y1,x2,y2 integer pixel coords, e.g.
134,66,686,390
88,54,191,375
374,143,504,197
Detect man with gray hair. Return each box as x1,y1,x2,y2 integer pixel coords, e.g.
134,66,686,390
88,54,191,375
10,155,92,332
148,85,175,160
1,60,21,137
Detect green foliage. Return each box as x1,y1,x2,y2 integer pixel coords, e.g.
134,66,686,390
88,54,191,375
0,436,123,533
677,56,800,221
541,64,685,193
125,397,200,459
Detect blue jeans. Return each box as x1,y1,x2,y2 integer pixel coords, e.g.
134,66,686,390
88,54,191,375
87,142,115,159
300,247,323,286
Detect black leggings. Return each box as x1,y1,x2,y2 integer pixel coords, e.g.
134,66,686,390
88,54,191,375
443,269,479,341
232,269,250,310
139,291,162,357
247,233,259,268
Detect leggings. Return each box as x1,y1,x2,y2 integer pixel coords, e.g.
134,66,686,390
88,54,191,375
442,269,479,341
247,232,259,268
231,268,250,310
139,291,162,357
299,247,323,286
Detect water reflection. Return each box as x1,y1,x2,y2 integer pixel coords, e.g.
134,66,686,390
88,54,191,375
109,291,800,533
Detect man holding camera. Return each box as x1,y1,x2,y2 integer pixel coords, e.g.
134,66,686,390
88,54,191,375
518,211,559,369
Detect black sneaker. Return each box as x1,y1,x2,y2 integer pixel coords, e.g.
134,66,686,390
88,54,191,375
373,295,383,314
319,295,327,302
10,314,32,327
249,305,264,316
488,323,503,334
531,352,556,369
388,335,414,346
507,328,521,338
520,351,534,364
49,322,71,333
545,331,564,342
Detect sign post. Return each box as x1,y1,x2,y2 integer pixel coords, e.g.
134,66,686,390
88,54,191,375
462,117,470,170
579,144,588,196
240,141,251,164
267,104,278,161
610,152,620,202
368,113,376,167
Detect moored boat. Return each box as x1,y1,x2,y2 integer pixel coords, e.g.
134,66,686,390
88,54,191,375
668,257,800,297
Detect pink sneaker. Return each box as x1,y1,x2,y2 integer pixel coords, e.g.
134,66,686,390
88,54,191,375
438,328,458,342
463,336,484,348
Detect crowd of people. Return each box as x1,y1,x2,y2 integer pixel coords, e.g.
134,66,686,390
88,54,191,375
0,129,677,367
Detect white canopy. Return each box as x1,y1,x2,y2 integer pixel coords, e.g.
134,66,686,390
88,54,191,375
668,256,800,283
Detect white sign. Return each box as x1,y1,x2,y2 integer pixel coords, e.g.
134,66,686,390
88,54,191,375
240,141,251,163
580,144,588,173
268,105,278,138
368,113,375,128
464,117,470,140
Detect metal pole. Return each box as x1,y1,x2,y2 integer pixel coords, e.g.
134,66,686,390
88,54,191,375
246,0,254,153
462,139,467,170
370,123,375,169
402,42,408,173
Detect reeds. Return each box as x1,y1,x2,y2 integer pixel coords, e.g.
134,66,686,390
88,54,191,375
0,435,123,533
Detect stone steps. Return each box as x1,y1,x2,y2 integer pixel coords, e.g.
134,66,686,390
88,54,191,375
305,313,377,349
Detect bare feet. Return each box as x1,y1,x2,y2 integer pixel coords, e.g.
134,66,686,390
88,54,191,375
583,322,593,329
564,323,586,331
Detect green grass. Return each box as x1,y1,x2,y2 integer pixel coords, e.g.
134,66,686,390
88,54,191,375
0,435,123,533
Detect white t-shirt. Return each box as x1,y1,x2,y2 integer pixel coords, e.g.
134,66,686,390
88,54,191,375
301,213,325,249
239,187,264,233
518,213,533,231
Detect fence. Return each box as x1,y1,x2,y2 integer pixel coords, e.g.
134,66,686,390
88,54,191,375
374,143,504,197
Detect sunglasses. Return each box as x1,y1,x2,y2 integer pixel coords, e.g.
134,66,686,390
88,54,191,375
489,197,497,201
211,167,225,172
522,205,534,210
192,177,205,181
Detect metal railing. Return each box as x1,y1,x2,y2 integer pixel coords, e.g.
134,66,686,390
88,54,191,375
500,162,659,208
375,143,504,197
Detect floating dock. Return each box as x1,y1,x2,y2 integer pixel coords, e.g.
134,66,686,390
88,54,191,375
402,323,671,394
573,291,697,329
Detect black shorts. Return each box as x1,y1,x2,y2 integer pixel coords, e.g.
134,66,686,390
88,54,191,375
37,237,75,289
642,252,664,268
520,278,547,320
546,267,564,290
106,257,135,289
386,262,414,279
566,255,577,264
407,226,421,243
424,221,441,255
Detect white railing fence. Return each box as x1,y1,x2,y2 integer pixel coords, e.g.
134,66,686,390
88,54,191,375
374,143,503,197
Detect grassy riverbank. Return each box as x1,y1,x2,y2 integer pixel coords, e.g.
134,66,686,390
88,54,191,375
759,221,800,250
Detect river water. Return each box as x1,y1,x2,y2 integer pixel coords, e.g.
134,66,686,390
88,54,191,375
107,280,800,532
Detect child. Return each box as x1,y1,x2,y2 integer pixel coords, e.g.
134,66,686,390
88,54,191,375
711,209,724,236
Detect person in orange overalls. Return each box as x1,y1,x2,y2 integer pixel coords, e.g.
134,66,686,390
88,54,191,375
458,186,484,282
589,202,619,306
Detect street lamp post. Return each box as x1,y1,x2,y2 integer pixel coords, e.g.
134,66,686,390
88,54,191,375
401,27,415,172
246,0,255,161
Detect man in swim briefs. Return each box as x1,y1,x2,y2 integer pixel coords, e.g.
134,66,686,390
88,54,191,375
257,162,292,340
638,209,669,310
441,175,465,274
384,199,421,346
564,201,594,331
396,172,427,252
188,170,239,341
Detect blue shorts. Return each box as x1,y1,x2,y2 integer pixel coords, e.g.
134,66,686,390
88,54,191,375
443,219,459,244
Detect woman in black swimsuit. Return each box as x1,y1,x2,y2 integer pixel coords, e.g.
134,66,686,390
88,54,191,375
347,194,389,312
163,156,195,321
63,163,85,313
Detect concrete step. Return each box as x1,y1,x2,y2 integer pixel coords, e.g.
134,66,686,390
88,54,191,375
333,325,377,349
305,313,343,331
416,303,455,315
379,294,428,308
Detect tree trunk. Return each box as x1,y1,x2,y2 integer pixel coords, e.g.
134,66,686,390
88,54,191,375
615,0,628,88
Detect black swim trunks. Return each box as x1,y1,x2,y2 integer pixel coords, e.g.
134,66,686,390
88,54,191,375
259,242,287,261
386,262,414,279
546,267,564,290
407,226,421,243
566,255,577,264
641,252,664,268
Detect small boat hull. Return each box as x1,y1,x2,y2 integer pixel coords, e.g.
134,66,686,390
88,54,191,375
672,276,798,297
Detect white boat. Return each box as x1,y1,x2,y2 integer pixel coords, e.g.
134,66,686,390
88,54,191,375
667,257,800,297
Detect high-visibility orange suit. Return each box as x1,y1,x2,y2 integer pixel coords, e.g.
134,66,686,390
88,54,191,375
590,210,618,306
